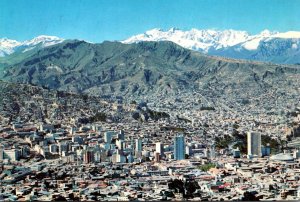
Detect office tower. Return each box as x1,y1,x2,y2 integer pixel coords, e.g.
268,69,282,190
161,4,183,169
233,147,241,158
156,142,164,155
94,151,101,162
127,153,134,163
104,131,114,143
117,130,125,140
58,142,68,154
70,127,75,135
261,144,271,157
3,149,20,161
154,152,160,162
247,132,262,157
116,149,126,163
210,144,216,159
116,139,124,150
83,150,94,164
49,144,58,153
174,134,185,160
185,145,191,156
0,145,4,161
135,138,142,152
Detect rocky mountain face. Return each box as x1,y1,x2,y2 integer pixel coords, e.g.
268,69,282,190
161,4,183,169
123,28,300,64
1,40,300,101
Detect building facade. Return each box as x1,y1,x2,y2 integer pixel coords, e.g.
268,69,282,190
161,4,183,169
174,134,185,160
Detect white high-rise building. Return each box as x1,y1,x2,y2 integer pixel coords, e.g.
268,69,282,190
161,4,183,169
0,145,4,161
135,138,142,152
156,142,164,155
116,139,124,150
247,132,262,157
174,134,185,160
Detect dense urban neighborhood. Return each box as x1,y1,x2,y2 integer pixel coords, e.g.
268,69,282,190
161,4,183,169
1,79,300,201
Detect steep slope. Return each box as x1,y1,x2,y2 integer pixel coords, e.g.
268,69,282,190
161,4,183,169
1,40,300,99
0,80,108,124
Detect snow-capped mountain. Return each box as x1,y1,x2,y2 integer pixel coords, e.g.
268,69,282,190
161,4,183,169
0,38,21,57
122,28,300,64
0,35,64,57
123,28,252,52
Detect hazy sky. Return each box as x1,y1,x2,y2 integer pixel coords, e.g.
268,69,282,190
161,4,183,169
1,0,300,42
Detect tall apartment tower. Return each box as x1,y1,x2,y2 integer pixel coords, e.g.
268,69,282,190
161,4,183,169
135,138,142,152
156,142,164,156
104,131,114,144
247,132,262,157
0,145,4,161
174,134,185,160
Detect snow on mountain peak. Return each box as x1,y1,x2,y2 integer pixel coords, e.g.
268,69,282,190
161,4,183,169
23,35,63,46
0,35,64,57
272,31,300,39
122,28,251,52
123,28,300,53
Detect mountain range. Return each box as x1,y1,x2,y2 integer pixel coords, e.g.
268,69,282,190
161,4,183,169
123,28,300,64
0,35,64,57
1,29,300,65
1,40,300,102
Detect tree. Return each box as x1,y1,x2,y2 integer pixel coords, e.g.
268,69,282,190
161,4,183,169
198,163,216,172
242,191,260,201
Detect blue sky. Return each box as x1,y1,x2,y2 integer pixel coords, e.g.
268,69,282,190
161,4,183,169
1,0,300,42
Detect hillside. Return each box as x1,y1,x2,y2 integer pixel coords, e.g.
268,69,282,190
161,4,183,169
1,40,300,101
0,80,108,124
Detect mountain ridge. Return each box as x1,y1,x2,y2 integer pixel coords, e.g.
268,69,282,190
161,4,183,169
1,40,300,101
122,28,300,64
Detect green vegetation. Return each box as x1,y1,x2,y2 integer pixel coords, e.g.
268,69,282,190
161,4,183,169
130,100,137,105
90,112,107,122
200,106,215,111
147,109,170,120
168,179,201,199
176,115,192,123
215,134,234,149
215,130,282,154
160,126,185,132
198,163,216,172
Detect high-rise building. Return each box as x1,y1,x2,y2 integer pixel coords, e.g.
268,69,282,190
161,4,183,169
0,145,4,161
233,147,241,158
135,138,142,152
154,152,160,162
117,130,125,140
174,134,185,160
49,144,58,153
83,150,94,164
58,142,68,154
116,139,124,150
156,142,164,155
104,131,114,144
3,149,20,161
247,132,262,157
